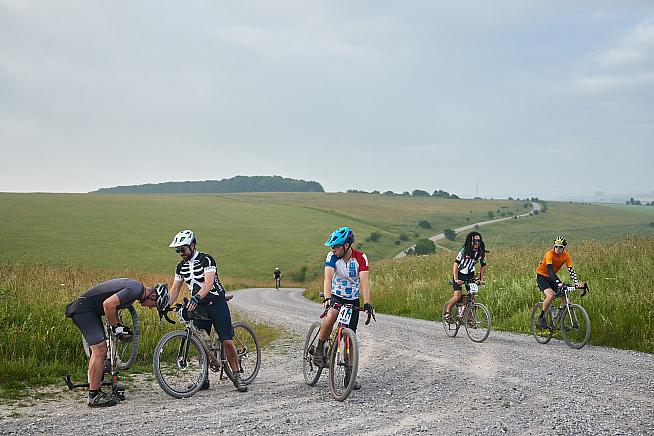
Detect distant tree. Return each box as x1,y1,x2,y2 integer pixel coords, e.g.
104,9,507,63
371,190,380,195
383,191,396,196
369,231,382,242
399,233,410,241
394,240,401,245
402,191,411,196
414,238,436,255
508,196,514,200
443,229,456,240
412,189,430,197
418,220,432,229
487,211,495,220
288,265,308,282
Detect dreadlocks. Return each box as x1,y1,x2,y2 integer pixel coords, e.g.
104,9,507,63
463,231,487,258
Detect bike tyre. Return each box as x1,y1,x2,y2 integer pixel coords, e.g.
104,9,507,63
530,302,553,344
303,321,324,386
328,327,359,402
560,304,591,349
82,305,140,371
152,330,208,399
441,302,459,338
222,321,261,385
464,302,491,343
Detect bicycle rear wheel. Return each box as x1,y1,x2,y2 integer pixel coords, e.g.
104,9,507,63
560,304,591,349
530,303,553,344
328,327,359,401
82,305,140,371
222,321,261,384
464,303,491,343
153,330,208,399
303,321,324,386
441,303,460,338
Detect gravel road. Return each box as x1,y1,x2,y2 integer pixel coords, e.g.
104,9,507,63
1,287,652,435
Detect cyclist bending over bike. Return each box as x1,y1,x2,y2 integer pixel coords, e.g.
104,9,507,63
167,229,247,392
65,279,168,407
535,236,584,329
444,231,487,324
313,227,374,390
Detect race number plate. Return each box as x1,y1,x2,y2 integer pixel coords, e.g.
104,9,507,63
469,283,479,293
336,305,353,325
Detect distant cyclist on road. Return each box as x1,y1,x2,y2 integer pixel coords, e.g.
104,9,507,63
167,229,247,392
313,227,374,391
535,236,584,329
444,231,487,324
274,267,281,290
65,279,168,407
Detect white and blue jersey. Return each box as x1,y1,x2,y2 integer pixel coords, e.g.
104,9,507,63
325,249,369,300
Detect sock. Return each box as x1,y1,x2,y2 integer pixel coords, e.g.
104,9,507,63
316,340,325,354
89,390,100,398
539,310,545,318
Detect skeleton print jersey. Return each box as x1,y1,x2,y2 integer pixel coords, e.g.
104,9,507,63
454,247,487,276
174,251,226,298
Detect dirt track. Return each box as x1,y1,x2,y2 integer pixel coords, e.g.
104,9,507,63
1,287,653,435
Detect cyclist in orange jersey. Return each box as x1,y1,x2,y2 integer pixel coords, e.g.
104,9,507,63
535,236,584,329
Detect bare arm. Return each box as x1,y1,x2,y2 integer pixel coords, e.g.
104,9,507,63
323,266,334,300
102,294,121,326
453,262,461,283
359,270,370,305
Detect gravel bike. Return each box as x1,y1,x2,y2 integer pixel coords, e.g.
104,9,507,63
153,296,261,398
64,305,139,400
440,280,492,343
303,301,375,401
530,283,590,349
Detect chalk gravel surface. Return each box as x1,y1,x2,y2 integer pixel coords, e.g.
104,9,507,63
1,287,652,435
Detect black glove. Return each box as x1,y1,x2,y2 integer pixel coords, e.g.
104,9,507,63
364,303,374,315
189,294,201,306
112,323,133,341
322,297,331,309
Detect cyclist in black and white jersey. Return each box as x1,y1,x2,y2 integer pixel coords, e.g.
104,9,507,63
167,229,247,392
65,279,168,407
444,231,487,324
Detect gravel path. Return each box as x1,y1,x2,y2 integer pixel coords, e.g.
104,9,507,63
1,287,652,435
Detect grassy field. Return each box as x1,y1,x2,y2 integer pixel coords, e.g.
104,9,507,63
0,192,525,280
367,236,654,353
0,264,280,397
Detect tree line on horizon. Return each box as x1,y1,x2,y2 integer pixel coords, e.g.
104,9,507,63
93,175,325,194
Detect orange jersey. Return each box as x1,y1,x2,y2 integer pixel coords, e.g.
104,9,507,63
536,249,572,277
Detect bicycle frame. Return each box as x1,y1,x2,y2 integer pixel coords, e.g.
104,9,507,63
550,284,587,330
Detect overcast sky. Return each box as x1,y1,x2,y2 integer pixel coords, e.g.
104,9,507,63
1,1,652,200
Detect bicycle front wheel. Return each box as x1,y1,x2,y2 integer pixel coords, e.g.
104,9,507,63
464,303,491,343
222,321,261,385
328,328,359,402
153,330,208,399
82,305,140,371
441,303,459,338
115,305,140,370
303,321,324,386
560,304,591,349
530,303,553,344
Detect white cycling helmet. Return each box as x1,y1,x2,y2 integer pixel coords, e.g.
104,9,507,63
154,283,170,311
169,229,196,248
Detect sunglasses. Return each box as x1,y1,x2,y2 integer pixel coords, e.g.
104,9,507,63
554,245,565,249
175,246,189,254
473,239,481,243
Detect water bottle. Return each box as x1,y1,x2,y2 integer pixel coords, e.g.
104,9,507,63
457,305,465,318
550,306,558,319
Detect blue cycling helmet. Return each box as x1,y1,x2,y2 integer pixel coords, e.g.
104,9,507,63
325,227,355,247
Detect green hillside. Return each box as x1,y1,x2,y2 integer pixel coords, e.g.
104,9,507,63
1,193,653,280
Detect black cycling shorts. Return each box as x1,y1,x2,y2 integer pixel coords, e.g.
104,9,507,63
452,273,475,291
71,311,106,347
536,274,562,296
193,297,234,342
330,295,360,332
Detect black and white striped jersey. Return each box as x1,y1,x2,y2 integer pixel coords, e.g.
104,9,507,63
174,251,226,298
454,247,487,275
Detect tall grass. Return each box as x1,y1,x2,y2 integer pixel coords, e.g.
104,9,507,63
371,236,654,353
0,264,281,396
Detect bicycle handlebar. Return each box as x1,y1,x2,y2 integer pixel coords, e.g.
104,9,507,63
563,283,589,297
320,302,376,325
158,294,235,324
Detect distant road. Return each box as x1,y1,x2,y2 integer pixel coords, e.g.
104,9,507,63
395,201,541,259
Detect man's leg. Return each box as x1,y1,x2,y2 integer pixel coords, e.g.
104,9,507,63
538,289,555,328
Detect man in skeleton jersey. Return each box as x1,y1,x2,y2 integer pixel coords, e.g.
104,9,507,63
167,229,247,392
444,231,487,324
